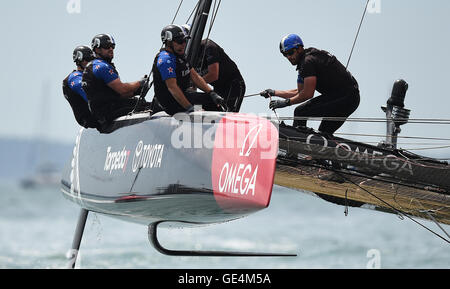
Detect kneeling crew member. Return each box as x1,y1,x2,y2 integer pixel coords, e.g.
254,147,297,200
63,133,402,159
261,34,360,134
182,24,245,112
62,45,100,129
153,24,224,115
82,34,147,127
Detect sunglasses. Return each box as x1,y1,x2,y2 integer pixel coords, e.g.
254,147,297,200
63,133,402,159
282,48,296,57
101,43,116,49
173,38,187,45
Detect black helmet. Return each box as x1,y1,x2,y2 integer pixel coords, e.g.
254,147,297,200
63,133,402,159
91,34,116,50
72,45,95,64
161,24,188,43
181,24,191,36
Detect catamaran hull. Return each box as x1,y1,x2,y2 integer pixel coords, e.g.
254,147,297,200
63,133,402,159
61,112,279,225
274,124,450,225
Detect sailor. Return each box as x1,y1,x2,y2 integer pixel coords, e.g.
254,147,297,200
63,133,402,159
261,34,360,134
62,45,100,129
82,34,150,129
182,24,246,112
152,24,225,115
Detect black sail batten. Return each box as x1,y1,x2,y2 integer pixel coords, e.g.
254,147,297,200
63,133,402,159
185,0,213,67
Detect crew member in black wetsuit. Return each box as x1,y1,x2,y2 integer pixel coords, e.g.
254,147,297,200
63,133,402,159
82,34,149,129
153,24,225,115
62,45,100,129
261,34,360,134
182,25,245,112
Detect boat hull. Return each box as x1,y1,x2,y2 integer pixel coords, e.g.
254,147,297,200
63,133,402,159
61,112,279,225
275,124,450,225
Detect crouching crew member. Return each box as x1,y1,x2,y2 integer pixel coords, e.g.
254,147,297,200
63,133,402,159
62,45,100,129
182,25,245,112
261,34,360,134
153,24,225,115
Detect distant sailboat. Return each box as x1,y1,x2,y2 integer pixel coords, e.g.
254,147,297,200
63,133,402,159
20,81,60,189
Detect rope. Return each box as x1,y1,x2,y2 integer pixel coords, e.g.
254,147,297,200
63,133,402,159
405,145,450,151
171,0,184,24
198,0,222,72
335,171,450,244
131,0,185,114
243,93,261,98
332,132,450,142
413,199,450,240
186,1,199,23
346,0,370,69
279,129,450,167
277,116,450,125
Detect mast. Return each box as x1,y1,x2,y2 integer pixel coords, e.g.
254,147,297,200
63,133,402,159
185,0,213,66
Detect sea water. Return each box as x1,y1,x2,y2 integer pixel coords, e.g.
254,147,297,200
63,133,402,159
0,181,448,269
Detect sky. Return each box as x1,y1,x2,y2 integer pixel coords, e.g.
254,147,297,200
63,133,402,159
0,0,449,157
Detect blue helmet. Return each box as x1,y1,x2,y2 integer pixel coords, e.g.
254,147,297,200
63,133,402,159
279,34,304,53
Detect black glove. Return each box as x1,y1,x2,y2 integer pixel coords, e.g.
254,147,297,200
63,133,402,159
269,99,290,110
134,75,148,96
208,91,225,106
136,98,153,111
260,89,276,98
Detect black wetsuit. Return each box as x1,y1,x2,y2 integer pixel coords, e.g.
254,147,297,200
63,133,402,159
294,48,360,134
153,49,218,115
196,40,246,112
62,70,99,129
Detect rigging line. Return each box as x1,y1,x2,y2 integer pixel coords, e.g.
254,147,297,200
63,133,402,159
325,131,449,170
281,132,450,169
404,145,450,151
133,0,185,112
346,0,370,69
330,132,450,170
334,171,450,244
332,132,450,142
280,132,450,153
343,142,450,146
277,116,450,124
281,131,450,149
171,0,184,24
413,199,450,240
284,140,450,148
243,93,261,98
198,0,215,70
186,1,200,23
209,0,221,32
199,0,222,72
270,96,281,124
